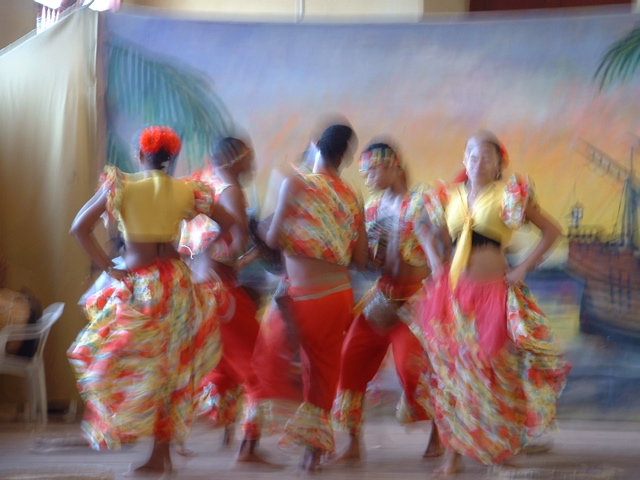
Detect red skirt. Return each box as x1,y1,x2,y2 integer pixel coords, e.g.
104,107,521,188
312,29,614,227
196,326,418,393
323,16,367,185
413,267,570,465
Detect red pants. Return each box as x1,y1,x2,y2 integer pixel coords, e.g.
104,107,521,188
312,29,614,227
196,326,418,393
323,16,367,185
289,285,354,412
334,279,431,434
200,285,264,438
252,301,303,406
257,282,354,452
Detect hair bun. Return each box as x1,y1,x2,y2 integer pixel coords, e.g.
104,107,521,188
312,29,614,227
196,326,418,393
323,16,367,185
139,126,182,157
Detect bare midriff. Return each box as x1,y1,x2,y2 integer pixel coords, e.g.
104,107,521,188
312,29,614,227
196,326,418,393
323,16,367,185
123,241,180,270
381,261,430,286
381,224,430,286
189,255,237,284
284,255,351,289
456,243,507,282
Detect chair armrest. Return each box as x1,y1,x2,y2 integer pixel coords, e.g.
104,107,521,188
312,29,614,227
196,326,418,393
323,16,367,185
0,323,48,343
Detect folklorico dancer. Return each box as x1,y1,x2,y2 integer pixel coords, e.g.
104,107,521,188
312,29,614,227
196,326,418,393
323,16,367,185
412,130,571,476
255,123,368,471
179,137,270,463
332,142,443,464
68,126,228,475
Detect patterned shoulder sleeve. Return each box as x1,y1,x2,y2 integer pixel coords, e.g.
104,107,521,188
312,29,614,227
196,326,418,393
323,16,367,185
351,187,365,230
182,177,215,218
422,180,450,228
99,165,125,225
502,173,538,229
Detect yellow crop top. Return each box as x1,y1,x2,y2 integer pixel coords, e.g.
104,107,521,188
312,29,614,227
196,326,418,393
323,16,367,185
101,166,214,243
425,174,536,287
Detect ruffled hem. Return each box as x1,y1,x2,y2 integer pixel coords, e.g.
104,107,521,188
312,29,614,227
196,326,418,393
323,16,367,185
241,400,276,440
423,180,449,228
100,165,125,230
178,213,221,257
331,390,364,435
396,373,433,425
502,173,536,229
67,259,221,450
414,271,570,465
279,402,335,452
197,384,243,426
181,177,216,218
79,402,127,450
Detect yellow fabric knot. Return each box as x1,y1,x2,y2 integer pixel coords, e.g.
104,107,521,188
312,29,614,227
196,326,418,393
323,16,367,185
450,210,473,289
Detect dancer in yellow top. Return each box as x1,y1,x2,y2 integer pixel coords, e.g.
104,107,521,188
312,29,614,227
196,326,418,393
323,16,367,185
69,126,231,475
415,130,570,476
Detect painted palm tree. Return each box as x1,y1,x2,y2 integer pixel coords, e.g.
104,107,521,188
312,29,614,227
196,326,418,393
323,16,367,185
106,37,235,172
594,23,640,89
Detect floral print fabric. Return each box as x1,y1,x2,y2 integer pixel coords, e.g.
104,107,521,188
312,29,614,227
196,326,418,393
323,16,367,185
365,185,431,268
423,174,535,233
68,166,220,450
68,259,221,450
279,402,336,452
413,174,570,465
280,173,363,266
178,167,237,261
417,272,569,464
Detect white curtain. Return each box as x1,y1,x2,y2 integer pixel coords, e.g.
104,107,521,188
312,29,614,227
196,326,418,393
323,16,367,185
0,8,99,406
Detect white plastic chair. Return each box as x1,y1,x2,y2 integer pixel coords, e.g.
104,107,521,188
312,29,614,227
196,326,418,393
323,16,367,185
0,302,64,424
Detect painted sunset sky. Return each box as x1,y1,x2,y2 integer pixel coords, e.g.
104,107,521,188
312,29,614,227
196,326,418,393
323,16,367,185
106,8,640,261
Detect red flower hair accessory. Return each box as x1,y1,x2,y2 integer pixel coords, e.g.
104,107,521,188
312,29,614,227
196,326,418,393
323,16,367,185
497,141,510,168
139,126,182,157
453,169,468,183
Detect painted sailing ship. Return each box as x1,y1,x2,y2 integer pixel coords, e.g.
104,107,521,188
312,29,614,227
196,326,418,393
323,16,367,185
565,140,640,346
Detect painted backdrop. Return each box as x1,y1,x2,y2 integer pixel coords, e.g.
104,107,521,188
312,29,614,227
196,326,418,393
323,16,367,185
103,8,640,419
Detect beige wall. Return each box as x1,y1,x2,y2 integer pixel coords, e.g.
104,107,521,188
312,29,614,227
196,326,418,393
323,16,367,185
0,0,37,51
122,0,469,20
304,0,423,17
124,0,297,15
424,0,469,14
122,0,640,16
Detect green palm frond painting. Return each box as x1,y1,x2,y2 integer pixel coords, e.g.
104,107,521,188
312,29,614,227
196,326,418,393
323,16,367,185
594,24,640,90
107,128,136,173
106,37,235,172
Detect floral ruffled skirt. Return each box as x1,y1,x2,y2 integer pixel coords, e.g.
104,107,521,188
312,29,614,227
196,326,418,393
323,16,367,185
414,270,570,465
68,258,221,450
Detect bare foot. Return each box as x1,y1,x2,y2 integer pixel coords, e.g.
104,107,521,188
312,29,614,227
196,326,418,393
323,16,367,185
128,440,172,476
327,434,362,466
323,451,337,462
175,443,196,457
501,452,529,468
222,424,235,448
523,435,554,455
299,447,323,473
423,424,445,459
125,461,171,478
431,450,460,477
236,452,278,466
236,439,280,468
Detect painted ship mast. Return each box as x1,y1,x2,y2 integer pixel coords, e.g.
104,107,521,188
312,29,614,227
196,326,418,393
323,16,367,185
576,141,638,248
566,140,640,345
